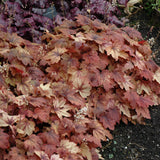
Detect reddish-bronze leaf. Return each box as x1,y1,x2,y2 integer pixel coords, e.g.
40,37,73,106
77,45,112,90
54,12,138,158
8,147,27,160
135,106,151,119
100,70,115,91
70,32,86,43
85,31,105,44
42,144,57,157
9,63,27,76
76,14,92,26
67,92,85,107
34,107,50,122
1,46,32,65
24,134,43,152
122,26,143,41
27,67,45,80
124,91,139,109
99,107,120,130
138,69,154,81
39,130,59,145
91,120,113,140
27,96,48,108
112,72,134,91
0,129,10,149
137,96,154,108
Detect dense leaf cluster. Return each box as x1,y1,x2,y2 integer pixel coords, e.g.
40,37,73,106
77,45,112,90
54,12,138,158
0,0,54,43
0,0,128,43
0,15,159,159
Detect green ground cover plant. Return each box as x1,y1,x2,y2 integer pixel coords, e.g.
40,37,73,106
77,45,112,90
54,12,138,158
143,0,160,14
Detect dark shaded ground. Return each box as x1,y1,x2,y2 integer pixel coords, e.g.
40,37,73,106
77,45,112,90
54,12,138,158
100,10,160,160
100,105,160,160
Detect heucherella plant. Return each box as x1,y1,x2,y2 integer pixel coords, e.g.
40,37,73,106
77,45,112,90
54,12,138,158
0,15,159,160
0,0,137,43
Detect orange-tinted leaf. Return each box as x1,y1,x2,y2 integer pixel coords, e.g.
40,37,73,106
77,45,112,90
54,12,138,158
70,32,86,43
16,118,35,136
112,70,135,90
85,32,104,44
39,83,53,98
0,109,23,127
153,68,160,84
16,77,34,95
136,81,152,95
80,143,92,160
43,47,67,65
76,14,92,26
105,43,129,61
91,120,113,140
117,103,131,117
72,78,91,98
52,98,72,120
60,139,80,154
9,63,27,76
27,96,48,108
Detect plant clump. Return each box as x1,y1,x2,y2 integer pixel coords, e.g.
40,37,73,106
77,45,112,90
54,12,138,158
0,15,160,160
0,0,131,43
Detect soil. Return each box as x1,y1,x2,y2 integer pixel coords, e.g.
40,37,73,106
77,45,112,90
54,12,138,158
100,10,160,160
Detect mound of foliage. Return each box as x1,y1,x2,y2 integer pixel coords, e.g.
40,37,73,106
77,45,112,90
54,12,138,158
0,15,160,160
0,0,130,43
0,0,54,43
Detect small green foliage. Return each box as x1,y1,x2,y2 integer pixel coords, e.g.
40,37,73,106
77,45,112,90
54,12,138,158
109,153,114,159
143,0,160,14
